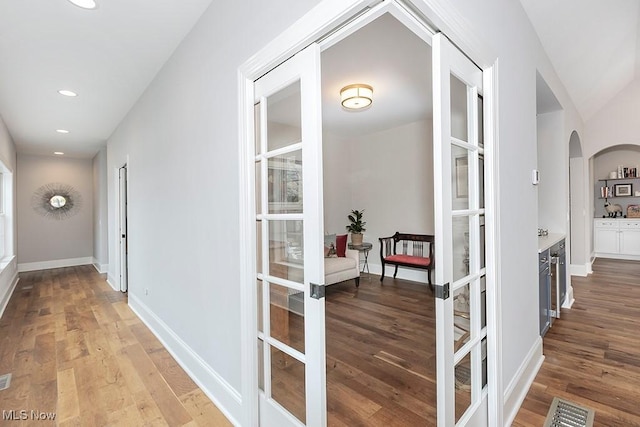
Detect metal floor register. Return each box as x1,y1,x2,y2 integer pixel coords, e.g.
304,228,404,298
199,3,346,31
544,397,595,427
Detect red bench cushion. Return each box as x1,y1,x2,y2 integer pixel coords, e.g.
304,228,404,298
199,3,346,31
384,254,431,267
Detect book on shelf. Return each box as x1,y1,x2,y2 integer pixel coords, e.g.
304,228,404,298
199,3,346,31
600,186,612,198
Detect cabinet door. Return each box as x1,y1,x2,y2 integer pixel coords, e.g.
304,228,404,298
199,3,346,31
620,229,640,255
594,228,619,254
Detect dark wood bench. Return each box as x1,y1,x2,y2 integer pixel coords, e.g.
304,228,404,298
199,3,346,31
379,232,434,289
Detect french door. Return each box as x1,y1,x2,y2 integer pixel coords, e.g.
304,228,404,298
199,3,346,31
433,33,488,426
253,44,326,427
245,7,495,426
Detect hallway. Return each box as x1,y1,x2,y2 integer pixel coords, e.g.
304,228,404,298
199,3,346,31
514,258,640,426
0,266,231,426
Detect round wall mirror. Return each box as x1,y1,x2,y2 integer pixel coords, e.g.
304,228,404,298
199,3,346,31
50,195,67,208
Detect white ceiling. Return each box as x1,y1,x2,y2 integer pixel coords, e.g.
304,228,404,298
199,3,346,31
0,2,636,159
0,0,213,158
321,13,432,137
520,0,640,121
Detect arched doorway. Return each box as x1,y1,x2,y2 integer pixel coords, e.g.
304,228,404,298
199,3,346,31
567,131,583,308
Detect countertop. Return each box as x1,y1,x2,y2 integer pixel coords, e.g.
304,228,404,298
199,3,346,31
538,233,565,253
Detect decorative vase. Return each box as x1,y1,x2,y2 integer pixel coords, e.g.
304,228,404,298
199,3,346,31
351,233,363,246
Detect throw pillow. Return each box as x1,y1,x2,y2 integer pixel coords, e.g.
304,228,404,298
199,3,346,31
336,234,347,257
324,234,337,258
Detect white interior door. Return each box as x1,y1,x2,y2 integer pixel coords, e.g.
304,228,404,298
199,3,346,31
253,43,326,427
433,33,488,426
119,165,128,293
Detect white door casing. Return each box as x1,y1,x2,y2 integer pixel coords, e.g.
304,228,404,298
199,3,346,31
119,165,128,293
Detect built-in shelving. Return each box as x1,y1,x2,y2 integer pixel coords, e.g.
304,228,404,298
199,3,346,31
597,177,640,200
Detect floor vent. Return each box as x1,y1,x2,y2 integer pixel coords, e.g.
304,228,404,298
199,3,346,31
21,285,33,290
0,373,11,391
544,397,595,427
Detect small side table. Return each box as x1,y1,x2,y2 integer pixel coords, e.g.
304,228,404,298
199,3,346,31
348,242,373,275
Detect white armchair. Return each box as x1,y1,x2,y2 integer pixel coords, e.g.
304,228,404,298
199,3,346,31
324,248,360,287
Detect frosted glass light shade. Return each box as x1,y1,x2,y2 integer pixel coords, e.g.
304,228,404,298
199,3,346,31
340,84,373,110
67,0,97,9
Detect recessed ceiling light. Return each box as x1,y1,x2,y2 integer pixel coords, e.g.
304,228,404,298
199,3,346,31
56,129,70,134
54,152,64,155
67,0,97,10
58,90,78,97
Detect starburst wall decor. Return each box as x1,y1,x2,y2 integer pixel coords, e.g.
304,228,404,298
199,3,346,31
31,183,82,220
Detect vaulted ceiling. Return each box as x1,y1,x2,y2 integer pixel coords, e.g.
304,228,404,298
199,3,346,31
520,0,640,121
0,1,636,159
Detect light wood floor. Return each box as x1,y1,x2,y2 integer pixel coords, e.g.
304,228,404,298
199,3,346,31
513,258,640,426
0,266,231,426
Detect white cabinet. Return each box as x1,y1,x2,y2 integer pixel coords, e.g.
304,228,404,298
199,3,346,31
619,221,640,255
594,219,640,258
594,220,619,253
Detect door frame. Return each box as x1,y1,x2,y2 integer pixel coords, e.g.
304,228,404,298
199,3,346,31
114,157,129,293
118,164,128,293
238,1,502,425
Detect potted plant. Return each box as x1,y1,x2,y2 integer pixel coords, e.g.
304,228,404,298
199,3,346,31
346,209,366,245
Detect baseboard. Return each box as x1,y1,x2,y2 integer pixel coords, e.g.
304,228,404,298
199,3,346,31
17,257,93,272
562,286,575,309
106,275,118,291
569,263,590,277
503,337,544,425
594,253,640,261
128,294,241,426
0,268,19,320
92,258,108,274
367,262,431,284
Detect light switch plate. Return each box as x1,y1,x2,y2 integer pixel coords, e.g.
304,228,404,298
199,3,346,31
532,169,540,185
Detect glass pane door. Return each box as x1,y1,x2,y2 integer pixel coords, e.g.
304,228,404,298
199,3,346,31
254,43,326,427
433,33,488,426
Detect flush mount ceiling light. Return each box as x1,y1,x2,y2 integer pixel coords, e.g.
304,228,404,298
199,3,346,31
67,0,97,9
56,129,70,134
340,84,373,110
58,90,78,97
54,152,64,155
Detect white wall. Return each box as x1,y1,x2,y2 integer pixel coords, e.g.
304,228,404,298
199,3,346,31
0,114,17,319
103,0,586,424
16,154,93,271
323,119,434,281
92,148,109,273
536,111,566,232
584,80,640,159
322,131,350,234
569,157,586,265
106,0,325,423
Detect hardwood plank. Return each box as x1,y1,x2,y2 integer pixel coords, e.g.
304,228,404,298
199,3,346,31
180,389,234,426
325,277,437,425
121,343,193,425
514,258,640,426
57,368,80,422
0,265,231,426
147,347,198,398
